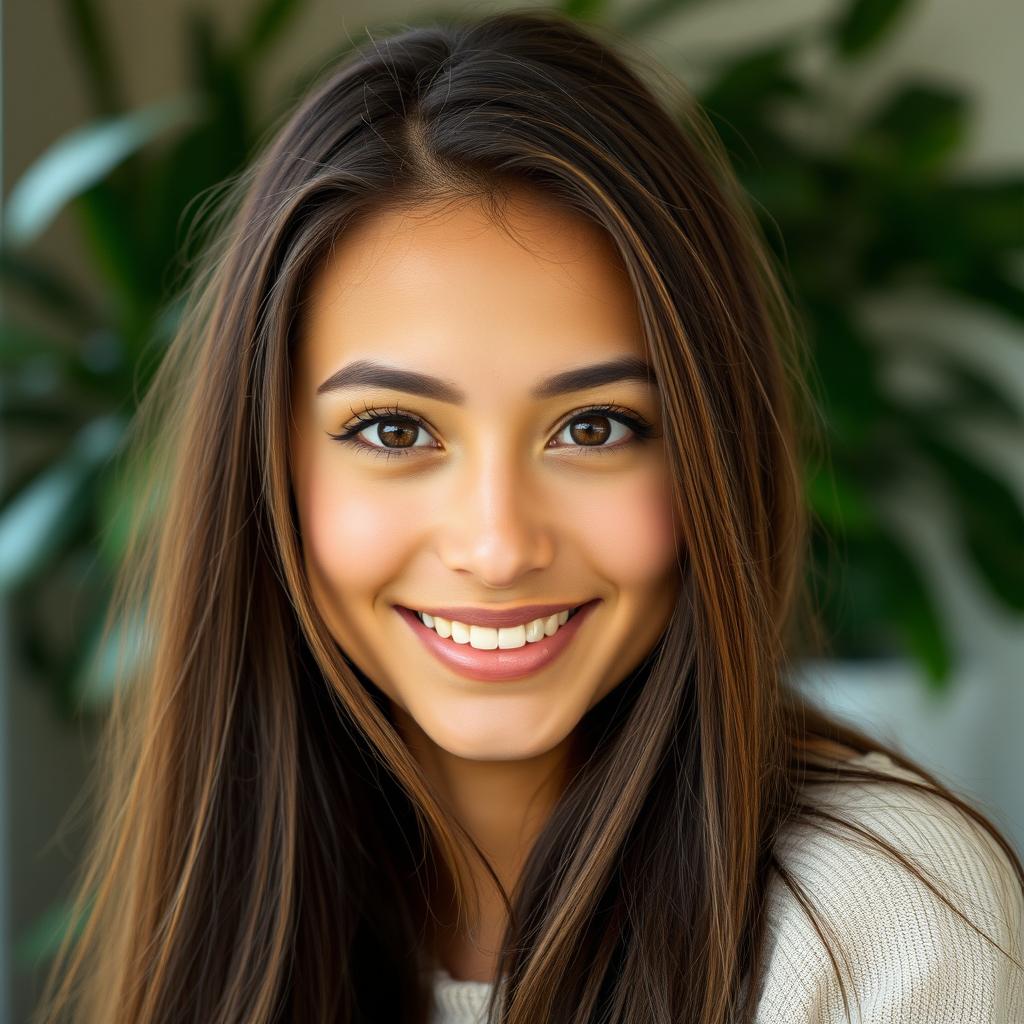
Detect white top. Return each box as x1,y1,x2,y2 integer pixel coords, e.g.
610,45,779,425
430,750,1024,1023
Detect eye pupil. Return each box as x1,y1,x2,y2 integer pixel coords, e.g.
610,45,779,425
378,420,418,448
570,415,611,446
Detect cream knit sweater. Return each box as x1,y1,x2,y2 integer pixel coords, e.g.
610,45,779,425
430,751,1024,1023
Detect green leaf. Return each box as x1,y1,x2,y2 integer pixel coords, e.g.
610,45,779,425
187,10,249,163
0,416,124,592
0,320,76,368
922,350,1023,423
815,524,952,683
0,249,103,329
809,526,904,661
9,596,63,680
3,94,204,246
944,266,1024,325
561,0,610,20
0,467,88,591
1,318,130,405
94,441,167,569
803,303,885,450
71,179,157,322
860,178,1024,290
939,177,1024,252
14,891,94,967
915,430,1024,611
700,45,803,118
834,0,916,58
964,521,1024,611
0,401,82,432
136,115,235,287
236,0,310,64
741,156,826,226
61,0,122,115
856,187,957,286
613,0,717,36
852,83,969,177
805,461,877,536
870,526,953,688
72,599,149,709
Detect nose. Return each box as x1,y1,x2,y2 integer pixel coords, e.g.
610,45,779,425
436,444,555,588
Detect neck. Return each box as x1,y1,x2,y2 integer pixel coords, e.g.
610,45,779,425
394,706,583,981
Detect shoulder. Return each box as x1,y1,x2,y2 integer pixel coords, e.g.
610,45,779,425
754,750,1024,1023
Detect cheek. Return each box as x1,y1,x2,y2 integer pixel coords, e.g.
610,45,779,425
299,465,413,595
583,467,678,585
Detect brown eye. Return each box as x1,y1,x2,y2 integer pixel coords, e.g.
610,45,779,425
373,418,423,449
327,406,438,460
568,414,612,446
552,411,635,450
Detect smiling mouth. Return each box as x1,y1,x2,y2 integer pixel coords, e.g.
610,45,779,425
393,599,600,682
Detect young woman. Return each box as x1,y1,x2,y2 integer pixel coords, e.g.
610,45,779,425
37,8,1022,1024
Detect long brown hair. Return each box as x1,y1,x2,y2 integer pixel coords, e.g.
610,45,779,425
34,8,1023,1023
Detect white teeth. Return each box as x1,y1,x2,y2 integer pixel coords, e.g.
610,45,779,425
415,606,579,649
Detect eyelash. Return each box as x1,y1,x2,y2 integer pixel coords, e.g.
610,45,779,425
327,401,658,462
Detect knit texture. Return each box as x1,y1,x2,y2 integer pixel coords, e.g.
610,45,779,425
430,750,1024,1023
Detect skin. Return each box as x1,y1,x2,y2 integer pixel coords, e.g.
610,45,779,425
288,188,681,982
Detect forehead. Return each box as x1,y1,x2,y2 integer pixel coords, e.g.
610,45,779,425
294,191,646,401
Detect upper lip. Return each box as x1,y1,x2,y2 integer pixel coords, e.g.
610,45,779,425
399,600,593,628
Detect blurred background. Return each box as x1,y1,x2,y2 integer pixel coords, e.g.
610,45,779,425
1,0,1022,1020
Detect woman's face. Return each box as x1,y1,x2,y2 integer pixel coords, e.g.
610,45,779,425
289,190,680,763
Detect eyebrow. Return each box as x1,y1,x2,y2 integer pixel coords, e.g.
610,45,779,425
316,355,658,402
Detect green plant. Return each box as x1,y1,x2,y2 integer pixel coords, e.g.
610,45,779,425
0,0,347,721
678,0,1024,684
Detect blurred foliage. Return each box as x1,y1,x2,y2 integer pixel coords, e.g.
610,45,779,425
1,0,343,722
5,0,1024,973
3,2,1024,724
681,0,1024,683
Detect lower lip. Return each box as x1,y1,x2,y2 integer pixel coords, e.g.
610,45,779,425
395,600,600,682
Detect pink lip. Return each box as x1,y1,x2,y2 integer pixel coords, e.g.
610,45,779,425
395,599,600,682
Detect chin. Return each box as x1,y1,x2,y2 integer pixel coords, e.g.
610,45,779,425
423,709,576,763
